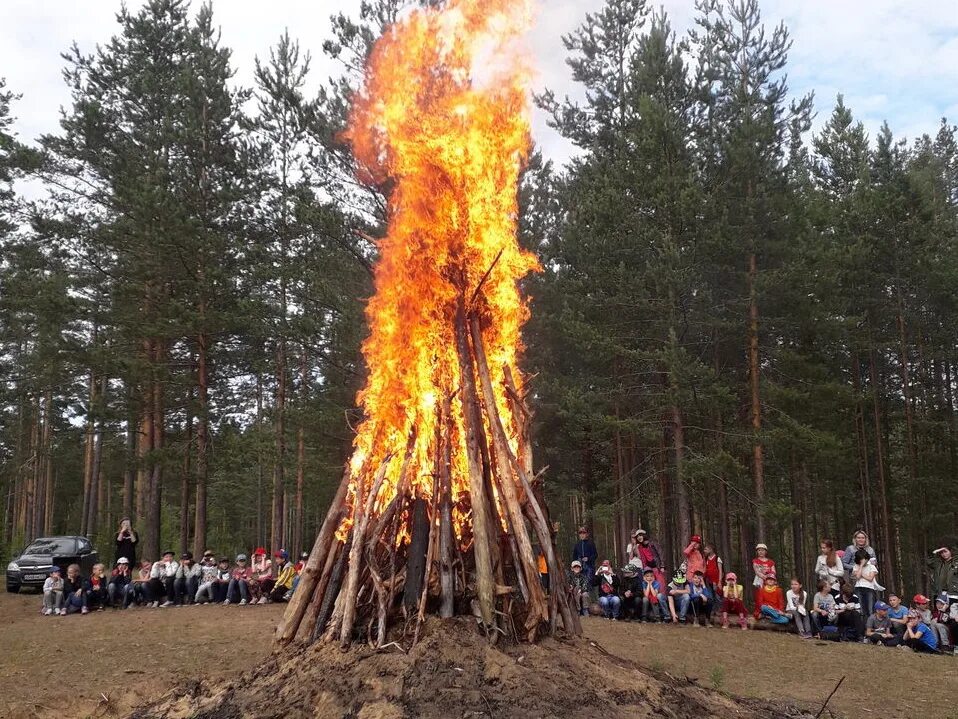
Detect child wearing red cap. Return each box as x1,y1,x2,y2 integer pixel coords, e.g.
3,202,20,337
250,547,273,604
683,535,705,582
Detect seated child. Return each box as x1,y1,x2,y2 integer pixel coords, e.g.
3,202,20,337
865,601,899,646
214,557,232,603
720,572,747,630
567,560,590,616
62,563,90,615
687,571,715,627
786,578,811,638
175,552,202,605
195,553,221,604
811,580,838,637
834,583,865,640
108,558,132,608
931,593,957,652
886,593,908,636
42,566,64,615
667,573,690,624
250,547,271,603
87,563,110,610
639,568,666,622
756,573,789,624
594,560,621,620
127,560,153,607
271,550,297,603
227,554,252,605
903,609,939,653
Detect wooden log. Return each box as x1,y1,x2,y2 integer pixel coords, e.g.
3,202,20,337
368,429,417,647
503,365,533,478
403,498,431,611
277,464,352,643
468,315,548,634
339,458,392,647
308,538,348,642
438,394,455,618
413,471,442,645
454,300,496,629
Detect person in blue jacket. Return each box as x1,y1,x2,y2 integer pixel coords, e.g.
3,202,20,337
571,526,598,587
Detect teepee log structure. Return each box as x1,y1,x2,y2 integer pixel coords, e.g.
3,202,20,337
275,0,580,648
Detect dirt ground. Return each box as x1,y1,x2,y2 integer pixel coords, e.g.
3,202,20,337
583,618,958,719
0,591,284,719
0,590,955,719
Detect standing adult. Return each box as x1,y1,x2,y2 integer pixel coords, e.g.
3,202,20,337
632,529,666,589
927,546,958,600
115,517,139,567
571,527,598,587
842,530,875,580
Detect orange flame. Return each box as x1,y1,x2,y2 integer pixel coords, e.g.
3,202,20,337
339,0,538,542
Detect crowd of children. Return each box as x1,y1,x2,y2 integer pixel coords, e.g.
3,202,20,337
569,526,958,656
39,523,308,615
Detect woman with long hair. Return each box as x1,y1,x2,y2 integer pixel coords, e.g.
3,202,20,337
814,539,845,595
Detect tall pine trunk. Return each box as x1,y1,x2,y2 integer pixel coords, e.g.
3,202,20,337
293,348,308,556
867,340,896,593
193,330,209,557
747,251,765,540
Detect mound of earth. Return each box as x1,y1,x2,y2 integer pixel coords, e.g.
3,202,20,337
129,619,813,719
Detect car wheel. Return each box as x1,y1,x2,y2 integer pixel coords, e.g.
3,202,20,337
6,583,19,593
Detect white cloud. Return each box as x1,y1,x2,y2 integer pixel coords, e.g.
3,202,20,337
1,0,956,168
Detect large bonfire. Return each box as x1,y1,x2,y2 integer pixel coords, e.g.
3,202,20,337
277,0,579,648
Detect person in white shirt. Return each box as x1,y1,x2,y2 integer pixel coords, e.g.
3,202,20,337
814,539,845,595
786,577,812,638
852,550,883,619
148,550,179,608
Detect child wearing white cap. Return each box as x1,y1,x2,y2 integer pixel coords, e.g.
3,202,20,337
42,566,64,615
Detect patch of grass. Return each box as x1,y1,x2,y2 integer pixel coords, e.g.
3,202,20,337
708,664,726,691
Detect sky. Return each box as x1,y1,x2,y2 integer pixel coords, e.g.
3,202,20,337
3,0,958,171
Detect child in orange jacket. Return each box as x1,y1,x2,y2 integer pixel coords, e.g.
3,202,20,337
756,573,789,624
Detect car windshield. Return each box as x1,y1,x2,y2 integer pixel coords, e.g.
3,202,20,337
23,538,76,556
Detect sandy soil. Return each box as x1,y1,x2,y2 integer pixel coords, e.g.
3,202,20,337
584,617,958,719
0,590,283,719
1,590,955,719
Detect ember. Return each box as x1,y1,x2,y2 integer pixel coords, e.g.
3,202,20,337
277,0,580,647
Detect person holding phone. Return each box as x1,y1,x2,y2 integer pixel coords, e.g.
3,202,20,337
115,518,139,567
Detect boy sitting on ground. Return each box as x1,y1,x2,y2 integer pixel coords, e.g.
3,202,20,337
886,593,908,636
667,573,690,624
688,571,715,627
42,565,64,615
639,568,666,622
270,550,296,603
865,601,899,646
902,610,939,653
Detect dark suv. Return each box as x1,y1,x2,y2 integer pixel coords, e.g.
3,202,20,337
6,536,99,592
